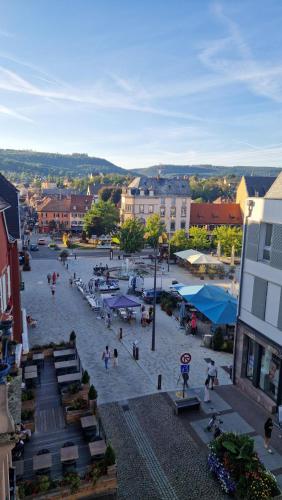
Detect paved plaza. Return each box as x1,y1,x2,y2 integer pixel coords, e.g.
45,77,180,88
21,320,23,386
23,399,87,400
23,253,233,404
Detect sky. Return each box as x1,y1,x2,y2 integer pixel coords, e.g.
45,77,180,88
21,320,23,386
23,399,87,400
1,0,282,169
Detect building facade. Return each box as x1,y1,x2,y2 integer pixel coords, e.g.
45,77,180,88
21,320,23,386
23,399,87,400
120,177,191,234
236,175,276,215
234,173,282,412
37,195,92,233
190,202,242,231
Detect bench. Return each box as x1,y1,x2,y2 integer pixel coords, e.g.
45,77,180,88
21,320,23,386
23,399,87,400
174,396,201,415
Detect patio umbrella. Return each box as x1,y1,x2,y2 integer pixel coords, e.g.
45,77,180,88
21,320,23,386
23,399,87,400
187,254,221,265
217,241,221,258
174,249,202,260
231,245,235,266
103,295,141,309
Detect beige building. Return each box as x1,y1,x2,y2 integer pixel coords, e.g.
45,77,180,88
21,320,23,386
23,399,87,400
236,176,276,214
120,177,191,234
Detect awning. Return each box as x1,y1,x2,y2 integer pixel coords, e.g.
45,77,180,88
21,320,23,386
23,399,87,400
187,254,221,265
103,295,141,309
174,249,201,260
178,284,237,325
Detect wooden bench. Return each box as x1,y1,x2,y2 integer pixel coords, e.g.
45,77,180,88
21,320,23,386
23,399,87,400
173,396,201,415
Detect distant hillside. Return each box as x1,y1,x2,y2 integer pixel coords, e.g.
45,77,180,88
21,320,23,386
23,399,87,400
0,149,127,177
130,164,282,178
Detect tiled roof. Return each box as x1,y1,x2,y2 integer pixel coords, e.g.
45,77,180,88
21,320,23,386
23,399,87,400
0,173,20,239
70,195,92,212
127,176,190,196
190,203,243,225
37,198,71,212
264,172,282,199
244,176,276,197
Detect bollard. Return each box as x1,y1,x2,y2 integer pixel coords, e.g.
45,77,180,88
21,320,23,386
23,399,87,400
66,263,68,270
73,272,76,279
132,344,136,359
135,346,139,360
157,374,162,390
119,328,123,340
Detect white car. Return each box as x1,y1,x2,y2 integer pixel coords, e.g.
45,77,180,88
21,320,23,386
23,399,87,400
37,238,46,245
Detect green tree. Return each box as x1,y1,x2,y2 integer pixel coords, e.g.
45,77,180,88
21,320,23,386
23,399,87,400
212,226,243,256
188,226,210,250
119,218,145,253
169,229,189,255
144,214,166,248
83,199,119,236
99,186,112,202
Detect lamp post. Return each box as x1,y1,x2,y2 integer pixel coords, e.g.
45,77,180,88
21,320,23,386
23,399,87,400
151,242,158,351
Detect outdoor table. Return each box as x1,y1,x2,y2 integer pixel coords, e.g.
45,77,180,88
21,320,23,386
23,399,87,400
32,353,44,366
55,359,79,374
33,452,52,472
53,349,76,361
80,415,97,429
57,372,81,385
24,365,37,374
88,440,106,459
60,445,79,463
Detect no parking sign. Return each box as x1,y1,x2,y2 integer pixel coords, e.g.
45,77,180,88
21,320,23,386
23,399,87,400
180,352,191,364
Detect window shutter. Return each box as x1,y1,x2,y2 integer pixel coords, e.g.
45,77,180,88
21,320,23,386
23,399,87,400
245,222,260,261
270,224,282,270
251,277,267,320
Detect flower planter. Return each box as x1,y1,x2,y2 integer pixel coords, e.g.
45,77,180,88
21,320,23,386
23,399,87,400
23,419,35,433
64,406,89,425
19,473,117,499
22,399,35,412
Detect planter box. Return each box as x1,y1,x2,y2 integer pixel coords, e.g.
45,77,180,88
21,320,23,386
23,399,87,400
64,406,90,425
21,473,117,499
61,384,89,407
22,399,35,412
23,420,35,433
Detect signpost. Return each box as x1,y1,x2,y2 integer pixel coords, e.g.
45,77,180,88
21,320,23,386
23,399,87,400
179,353,191,398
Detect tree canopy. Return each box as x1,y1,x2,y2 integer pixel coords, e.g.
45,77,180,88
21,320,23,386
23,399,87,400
99,186,122,205
169,229,190,255
83,199,119,236
119,218,145,253
212,226,243,256
188,226,210,250
144,214,166,248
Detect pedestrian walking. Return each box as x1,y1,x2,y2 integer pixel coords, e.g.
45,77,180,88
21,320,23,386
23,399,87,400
148,306,153,324
190,312,197,335
207,360,218,390
113,348,118,367
264,418,274,453
102,346,111,370
141,306,146,327
47,273,51,284
204,378,211,403
69,277,73,286
105,312,111,328
51,284,56,297
52,272,56,285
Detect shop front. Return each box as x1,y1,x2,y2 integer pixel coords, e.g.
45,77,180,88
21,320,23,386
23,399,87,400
235,321,282,413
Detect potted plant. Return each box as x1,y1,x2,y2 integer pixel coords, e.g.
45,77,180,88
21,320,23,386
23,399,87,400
81,370,90,385
65,398,89,424
69,330,76,346
212,327,224,351
104,444,116,475
21,409,35,432
88,384,98,411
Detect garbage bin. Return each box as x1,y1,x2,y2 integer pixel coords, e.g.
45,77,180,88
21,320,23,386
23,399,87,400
203,334,212,348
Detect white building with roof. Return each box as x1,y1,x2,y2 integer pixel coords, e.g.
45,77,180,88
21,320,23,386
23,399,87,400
120,176,191,234
234,171,282,412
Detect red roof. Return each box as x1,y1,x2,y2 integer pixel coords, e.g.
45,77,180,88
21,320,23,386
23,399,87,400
70,195,92,212
37,195,92,213
190,203,242,225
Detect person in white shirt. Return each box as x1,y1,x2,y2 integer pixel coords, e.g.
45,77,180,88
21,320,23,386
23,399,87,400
207,360,218,390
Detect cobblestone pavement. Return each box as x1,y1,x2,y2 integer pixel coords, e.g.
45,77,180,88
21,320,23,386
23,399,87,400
99,393,225,500
23,255,233,404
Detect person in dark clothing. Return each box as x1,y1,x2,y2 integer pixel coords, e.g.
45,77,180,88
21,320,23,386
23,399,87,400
264,417,274,453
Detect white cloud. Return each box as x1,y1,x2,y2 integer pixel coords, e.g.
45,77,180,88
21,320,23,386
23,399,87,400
0,104,33,122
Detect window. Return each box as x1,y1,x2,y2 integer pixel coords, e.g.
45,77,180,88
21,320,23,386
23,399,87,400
182,198,186,205
171,197,176,205
73,205,76,210
263,223,273,261
180,221,186,230
246,338,255,379
125,204,132,212
160,198,165,205
259,350,280,400
148,205,154,213
160,206,165,217
170,221,175,232
139,205,144,213
170,207,176,217
181,207,186,217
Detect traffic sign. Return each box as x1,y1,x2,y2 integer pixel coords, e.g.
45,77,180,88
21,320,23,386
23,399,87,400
181,364,190,374
180,352,191,364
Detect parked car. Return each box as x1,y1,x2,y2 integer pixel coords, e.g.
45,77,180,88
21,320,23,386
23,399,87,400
142,289,163,304
37,238,46,245
30,244,39,251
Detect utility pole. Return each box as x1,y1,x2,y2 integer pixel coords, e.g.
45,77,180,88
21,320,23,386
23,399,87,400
151,243,158,351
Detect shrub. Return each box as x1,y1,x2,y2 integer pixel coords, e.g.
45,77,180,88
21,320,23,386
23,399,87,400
67,398,87,411
213,327,224,351
81,370,90,385
63,472,81,493
222,340,234,353
21,409,34,421
22,390,34,401
104,443,116,466
88,384,97,400
69,330,76,344
38,475,50,493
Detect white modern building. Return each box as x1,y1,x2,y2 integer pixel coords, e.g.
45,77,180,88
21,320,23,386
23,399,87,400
234,172,282,412
120,176,191,234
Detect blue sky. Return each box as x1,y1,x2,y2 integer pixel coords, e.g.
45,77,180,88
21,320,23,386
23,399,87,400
1,0,282,169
